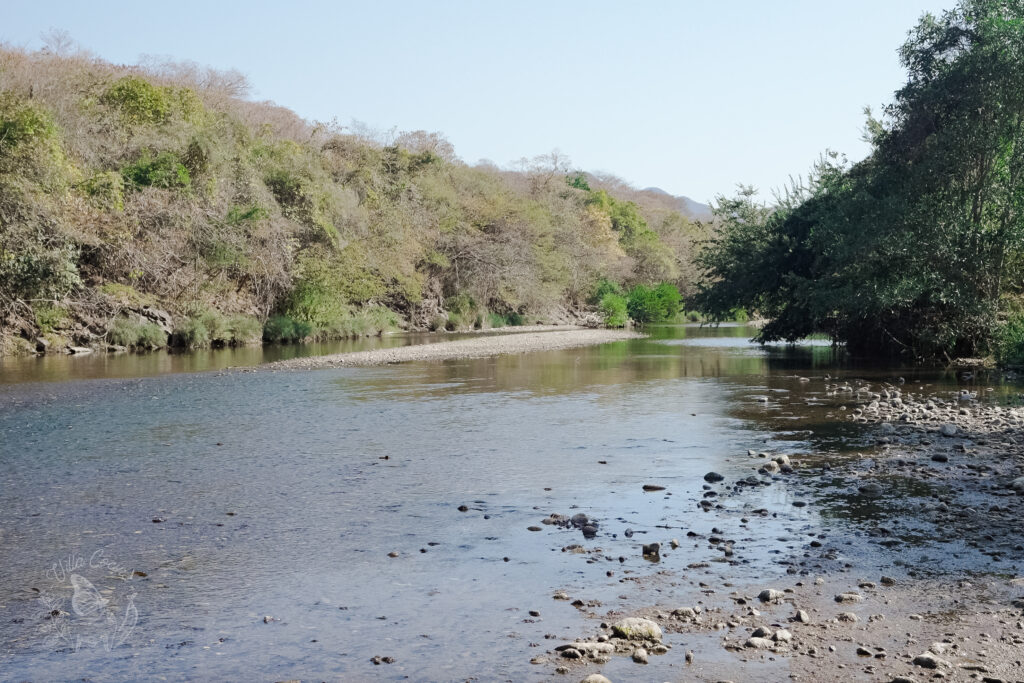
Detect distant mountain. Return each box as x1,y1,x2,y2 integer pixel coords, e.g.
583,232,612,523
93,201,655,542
641,187,713,221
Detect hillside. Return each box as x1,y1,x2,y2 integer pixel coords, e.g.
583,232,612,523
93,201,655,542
0,47,712,355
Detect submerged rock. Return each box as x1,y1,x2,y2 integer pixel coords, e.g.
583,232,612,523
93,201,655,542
704,472,725,483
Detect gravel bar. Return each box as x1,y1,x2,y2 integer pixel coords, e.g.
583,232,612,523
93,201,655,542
266,328,644,370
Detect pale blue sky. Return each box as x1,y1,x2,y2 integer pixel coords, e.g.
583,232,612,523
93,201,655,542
3,0,956,204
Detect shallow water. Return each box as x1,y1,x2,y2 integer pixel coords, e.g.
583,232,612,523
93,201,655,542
0,324,1016,681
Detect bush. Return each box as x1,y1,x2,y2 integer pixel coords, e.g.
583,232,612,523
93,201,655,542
263,315,313,344
227,314,262,345
0,94,55,153
123,151,191,190
81,171,124,211
34,303,69,333
627,283,682,323
101,76,171,125
590,278,623,305
600,293,628,327
996,313,1024,367
108,317,166,349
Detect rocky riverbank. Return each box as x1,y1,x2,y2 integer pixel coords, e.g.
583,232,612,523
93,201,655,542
528,376,1024,682
262,328,644,369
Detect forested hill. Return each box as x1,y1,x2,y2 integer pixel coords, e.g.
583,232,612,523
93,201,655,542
0,47,709,355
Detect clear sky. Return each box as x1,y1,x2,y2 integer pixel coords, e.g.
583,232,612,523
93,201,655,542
2,0,957,205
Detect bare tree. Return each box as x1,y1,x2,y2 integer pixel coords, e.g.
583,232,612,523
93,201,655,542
39,28,75,56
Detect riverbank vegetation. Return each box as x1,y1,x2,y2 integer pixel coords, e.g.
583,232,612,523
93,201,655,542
696,0,1024,364
0,43,709,355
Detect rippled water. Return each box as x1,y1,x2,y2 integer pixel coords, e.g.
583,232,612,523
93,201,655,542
0,325,1014,681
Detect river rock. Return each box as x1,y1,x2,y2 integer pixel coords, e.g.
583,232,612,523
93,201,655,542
858,483,883,497
642,542,660,558
939,423,957,437
642,484,665,491
744,636,774,649
773,629,792,643
580,675,612,683
760,461,780,474
758,588,785,603
704,471,725,483
67,346,93,354
611,617,662,642
912,652,948,668
794,609,810,623
631,647,648,664
835,592,864,603
1011,477,1024,493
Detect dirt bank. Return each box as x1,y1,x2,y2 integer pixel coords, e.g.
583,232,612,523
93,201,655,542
264,328,644,370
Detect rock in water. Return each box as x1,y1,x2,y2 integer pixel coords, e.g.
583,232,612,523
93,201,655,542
834,592,864,603
631,647,648,664
580,676,613,683
611,617,662,642
704,472,725,483
758,588,785,603
939,423,957,437
1011,477,1024,493
858,483,883,497
642,542,660,558
642,484,666,491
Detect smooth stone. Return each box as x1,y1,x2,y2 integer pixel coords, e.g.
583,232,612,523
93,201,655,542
835,592,864,603
939,423,957,437
758,588,785,603
912,652,948,668
580,676,613,683
631,647,648,664
704,471,725,483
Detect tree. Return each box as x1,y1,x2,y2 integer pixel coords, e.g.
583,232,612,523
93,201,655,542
697,0,1024,358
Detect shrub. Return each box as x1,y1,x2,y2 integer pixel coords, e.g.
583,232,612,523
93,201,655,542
101,76,171,125
227,314,262,345
123,151,191,189
81,171,124,211
590,278,623,305
996,313,1024,367
107,317,166,349
600,293,628,328
730,307,749,323
124,152,191,189
0,94,55,153
34,303,69,333
171,316,209,348
627,283,682,323
685,310,703,322
263,315,313,343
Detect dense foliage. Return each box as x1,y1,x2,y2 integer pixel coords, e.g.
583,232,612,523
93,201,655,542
0,47,709,353
696,0,1024,360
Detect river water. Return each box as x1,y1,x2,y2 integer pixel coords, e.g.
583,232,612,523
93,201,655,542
0,325,1013,682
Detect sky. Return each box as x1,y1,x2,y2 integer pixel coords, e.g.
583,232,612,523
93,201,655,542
2,0,959,205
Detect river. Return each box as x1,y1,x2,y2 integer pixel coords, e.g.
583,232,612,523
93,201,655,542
0,324,1015,681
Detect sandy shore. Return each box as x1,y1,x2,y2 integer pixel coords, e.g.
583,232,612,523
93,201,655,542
265,328,644,370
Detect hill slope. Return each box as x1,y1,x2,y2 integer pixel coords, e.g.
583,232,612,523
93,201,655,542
0,48,711,354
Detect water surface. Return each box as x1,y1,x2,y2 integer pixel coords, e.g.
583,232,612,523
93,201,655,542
0,324,1014,681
